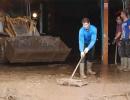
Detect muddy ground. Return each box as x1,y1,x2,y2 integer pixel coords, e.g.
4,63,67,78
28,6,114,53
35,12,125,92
0,63,129,100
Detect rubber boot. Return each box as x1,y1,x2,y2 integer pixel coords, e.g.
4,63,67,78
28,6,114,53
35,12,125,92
124,58,130,71
123,57,129,71
87,61,96,75
79,63,87,79
117,57,126,71
121,57,124,66
127,58,130,71
124,57,128,67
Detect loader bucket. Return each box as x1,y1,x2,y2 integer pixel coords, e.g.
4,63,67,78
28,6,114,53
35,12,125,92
5,36,71,63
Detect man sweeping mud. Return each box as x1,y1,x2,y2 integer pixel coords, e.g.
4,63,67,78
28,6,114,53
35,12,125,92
79,17,97,78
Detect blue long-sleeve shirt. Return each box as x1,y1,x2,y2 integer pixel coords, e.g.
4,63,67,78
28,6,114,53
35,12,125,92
79,25,97,52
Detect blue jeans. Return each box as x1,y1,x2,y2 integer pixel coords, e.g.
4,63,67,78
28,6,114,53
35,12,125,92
119,39,130,57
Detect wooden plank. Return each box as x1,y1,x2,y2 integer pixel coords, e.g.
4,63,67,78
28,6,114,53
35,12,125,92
29,21,34,34
104,0,108,3
5,17,15,37
103,2,108,65
4,28,13,37
8,19,17,37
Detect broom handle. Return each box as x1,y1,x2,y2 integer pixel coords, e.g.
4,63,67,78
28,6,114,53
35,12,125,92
70,57,83,79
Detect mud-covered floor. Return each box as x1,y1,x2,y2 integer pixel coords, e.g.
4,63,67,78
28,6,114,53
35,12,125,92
0,63,129,100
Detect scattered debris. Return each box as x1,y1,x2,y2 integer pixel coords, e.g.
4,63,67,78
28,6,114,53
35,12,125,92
57,78,88,87
86,92,130,100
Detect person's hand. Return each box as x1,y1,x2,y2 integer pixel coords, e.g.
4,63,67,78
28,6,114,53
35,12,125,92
84,48,89,54
112,39,116,45
81,52,85,58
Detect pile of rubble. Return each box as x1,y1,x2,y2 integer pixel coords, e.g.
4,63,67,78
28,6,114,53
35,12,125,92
0,16,39,37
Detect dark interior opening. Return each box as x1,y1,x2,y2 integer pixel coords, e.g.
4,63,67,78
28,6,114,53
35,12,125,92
42,1,101,63
109,0,122,64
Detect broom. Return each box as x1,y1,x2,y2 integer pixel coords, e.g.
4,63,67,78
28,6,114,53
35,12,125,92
56,56,88,87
